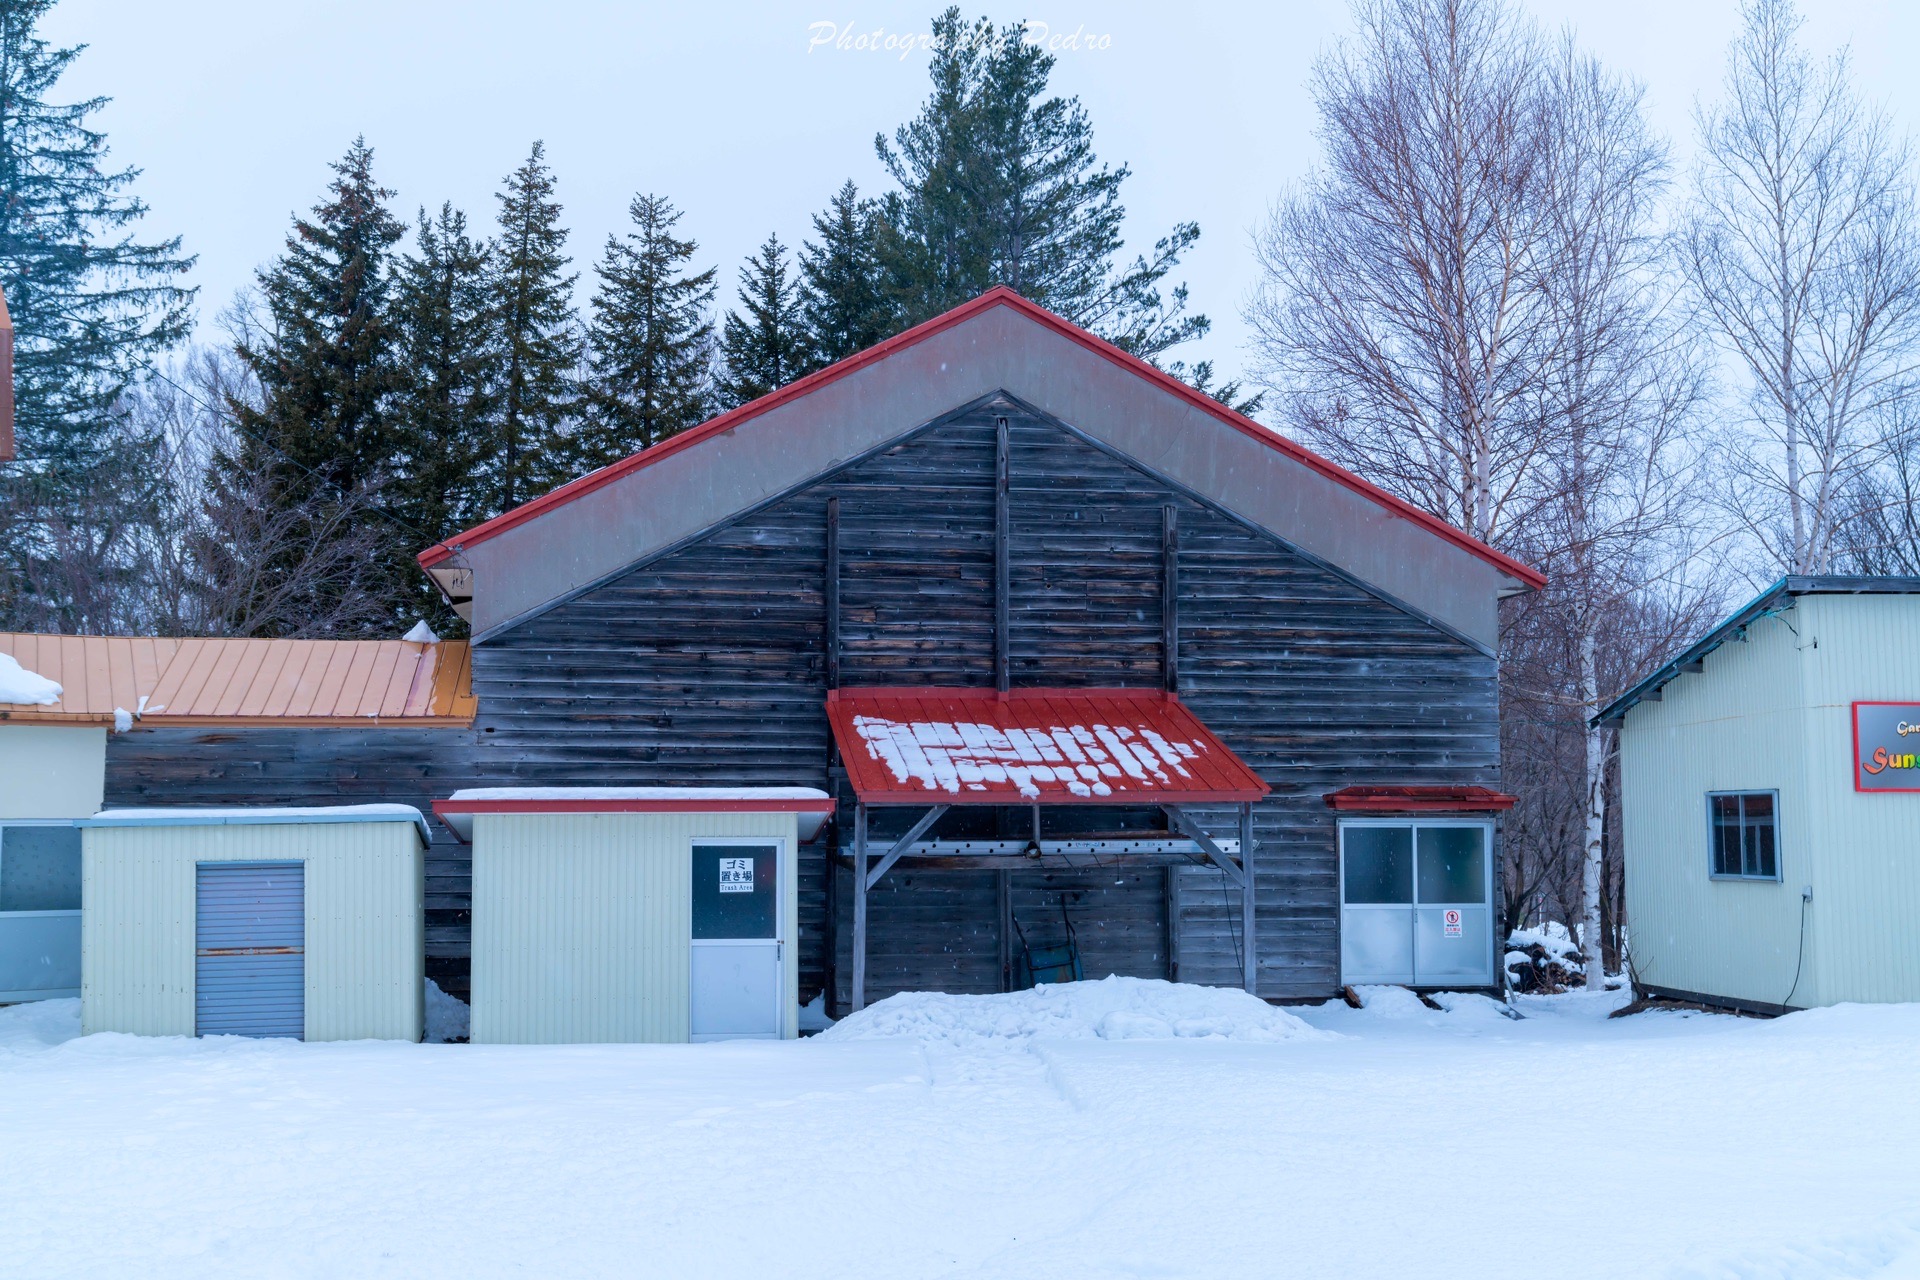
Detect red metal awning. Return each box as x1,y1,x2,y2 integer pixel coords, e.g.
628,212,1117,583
826,687,1269,806
1323,786,1516,813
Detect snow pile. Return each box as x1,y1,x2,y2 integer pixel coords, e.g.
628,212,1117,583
798,992,833,1033
402,620,440,643
0,996,79,1053
424,979,469,1043
821,976,1325,1047
0,652,62,706
1345,985,1434,1018
112,706,133,733
1506,922,1588,993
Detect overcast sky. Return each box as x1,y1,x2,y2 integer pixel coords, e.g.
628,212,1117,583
39,0,1920,388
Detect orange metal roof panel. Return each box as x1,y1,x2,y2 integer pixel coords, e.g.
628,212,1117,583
0,633,474,727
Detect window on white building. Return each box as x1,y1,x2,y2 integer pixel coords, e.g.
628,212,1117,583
1708,792,1779,880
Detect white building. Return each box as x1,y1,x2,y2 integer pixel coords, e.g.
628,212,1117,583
1598,577,1920,1013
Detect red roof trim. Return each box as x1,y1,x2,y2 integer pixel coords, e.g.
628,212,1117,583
416,288,1544,591
432,797,834,817
1323,786,1517,813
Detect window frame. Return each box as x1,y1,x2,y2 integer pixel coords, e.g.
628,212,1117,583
1704,790,1783,883
0,819,85,917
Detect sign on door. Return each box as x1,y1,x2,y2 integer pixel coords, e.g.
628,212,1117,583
718,857,754,893
1443,908,1462,938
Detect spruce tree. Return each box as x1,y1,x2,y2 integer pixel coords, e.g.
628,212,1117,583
799,181,895,367
873,8,1207,360
389,203,496,629
221,137,408,635
581,193,716,464
717,233,807,407
0,0,195,628
489,141,580,511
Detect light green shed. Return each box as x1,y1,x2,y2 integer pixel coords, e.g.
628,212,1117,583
436,789,832,1044
1600,579,1920,1013
80,806,427,1040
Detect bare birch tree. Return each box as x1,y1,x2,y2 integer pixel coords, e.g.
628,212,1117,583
1250,0,1721,977
1522,43,1712,988
1683,0,1920,574
1246,0,1563,543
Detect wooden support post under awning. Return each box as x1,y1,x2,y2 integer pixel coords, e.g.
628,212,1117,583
851,803,868,1013
1240,801,1257,995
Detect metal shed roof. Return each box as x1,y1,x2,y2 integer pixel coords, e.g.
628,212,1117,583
432,787,835,842
826,687,1270,806
0,634,476,727
1593,576,1920,729
85,804,432,843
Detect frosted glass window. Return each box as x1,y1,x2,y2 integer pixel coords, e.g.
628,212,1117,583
1416,827,1486,904
1343,827,1412,904
0,825,82,912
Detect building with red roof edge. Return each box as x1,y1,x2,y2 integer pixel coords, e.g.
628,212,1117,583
89,287,1538,1022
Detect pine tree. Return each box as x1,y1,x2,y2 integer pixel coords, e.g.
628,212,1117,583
799,181,895,367
389,203,496,629
489,141,580,511
581,193,716,464
0,0,195,629
219,137,408,635
872,8,1207,360
717,233,807,407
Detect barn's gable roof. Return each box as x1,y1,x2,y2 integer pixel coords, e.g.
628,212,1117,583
421,288,1541,647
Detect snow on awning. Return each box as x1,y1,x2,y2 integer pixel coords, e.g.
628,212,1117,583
827,688,1269,806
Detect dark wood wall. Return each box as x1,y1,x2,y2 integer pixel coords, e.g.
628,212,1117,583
473,396,1501,1003
102,395,1499,1004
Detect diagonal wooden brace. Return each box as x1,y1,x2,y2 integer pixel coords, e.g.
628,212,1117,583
1161,805,1245,888
866,805,950,890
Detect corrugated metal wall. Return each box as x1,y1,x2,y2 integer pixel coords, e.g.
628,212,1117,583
470,811,798,1044
1623,594,1920,1008
1793,596,1920,1004
1621,610,1810,1007
82,820,424,1040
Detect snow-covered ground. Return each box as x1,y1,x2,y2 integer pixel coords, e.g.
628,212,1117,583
3,978,1918,1279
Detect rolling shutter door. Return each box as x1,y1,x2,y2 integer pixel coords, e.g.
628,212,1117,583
196,862,305,1039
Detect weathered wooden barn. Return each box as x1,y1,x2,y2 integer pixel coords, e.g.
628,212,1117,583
99,288,1539,1008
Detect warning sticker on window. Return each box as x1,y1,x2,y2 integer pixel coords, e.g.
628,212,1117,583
718,856,755,893
1443,908,1463,938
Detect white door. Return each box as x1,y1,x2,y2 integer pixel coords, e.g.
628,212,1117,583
1340,821,1493,988
690,842,781,1040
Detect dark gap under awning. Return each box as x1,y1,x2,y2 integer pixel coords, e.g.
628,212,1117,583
826,687,1270,807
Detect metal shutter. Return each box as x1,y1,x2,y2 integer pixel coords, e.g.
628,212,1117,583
196,862,305,1039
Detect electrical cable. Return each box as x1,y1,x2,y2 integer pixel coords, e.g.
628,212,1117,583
1782,891,1810,1010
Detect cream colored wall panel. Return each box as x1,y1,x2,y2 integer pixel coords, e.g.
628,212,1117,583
1622,611,1809,1008
0,725,105,819
82,818,424,1040
471,810,799,1045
